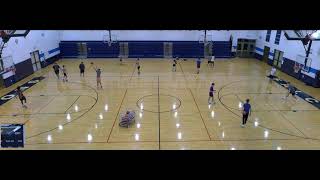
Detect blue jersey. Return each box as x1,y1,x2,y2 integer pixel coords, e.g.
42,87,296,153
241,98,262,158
243,103,251,113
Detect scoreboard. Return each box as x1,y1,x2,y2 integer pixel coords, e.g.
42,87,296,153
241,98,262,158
1,124,24,148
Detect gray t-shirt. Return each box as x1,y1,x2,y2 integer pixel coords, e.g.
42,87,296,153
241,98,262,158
288,84,295,93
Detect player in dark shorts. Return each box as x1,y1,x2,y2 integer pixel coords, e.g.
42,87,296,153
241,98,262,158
62,65,68,82
208,82,216,104
208,56,215,67
52,63,61,79
93,65,103,89
196,58,201,74
283,82,297,100
136,58,141,75
16,86,27,108
79,62,85,77
241,99,251,127
172,58,177,72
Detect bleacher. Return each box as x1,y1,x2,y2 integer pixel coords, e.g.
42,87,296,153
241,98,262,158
59,41,233,58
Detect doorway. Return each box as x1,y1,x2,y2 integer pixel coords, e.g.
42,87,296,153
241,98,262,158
30,50,41,72
273,49,284,68
262,46,270,63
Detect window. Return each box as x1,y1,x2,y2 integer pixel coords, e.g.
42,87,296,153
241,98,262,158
243,44,248,50
265,30,271,42
274,30,281,45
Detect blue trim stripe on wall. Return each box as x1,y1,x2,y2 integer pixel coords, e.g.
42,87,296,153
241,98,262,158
256,46,318,74
48,47,60,54
255,47,274,56
256,47,263,53
39,53,45,58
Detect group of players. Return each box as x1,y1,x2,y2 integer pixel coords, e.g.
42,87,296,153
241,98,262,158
13,58,298,129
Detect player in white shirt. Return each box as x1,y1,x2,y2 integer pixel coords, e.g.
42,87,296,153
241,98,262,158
208,56,215,67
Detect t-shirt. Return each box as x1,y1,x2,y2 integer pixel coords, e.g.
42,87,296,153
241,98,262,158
96,69,101,77
211,56,215,62
243,103,251,113
209,86,214,95
53,65,60,71
288,84,296,93
270,68,276,76
197,59,201,66
79,64,85,70
62,68,67,74
16,89,24,99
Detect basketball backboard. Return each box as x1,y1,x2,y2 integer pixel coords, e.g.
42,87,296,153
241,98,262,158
284,30,320,41
1,30,30,37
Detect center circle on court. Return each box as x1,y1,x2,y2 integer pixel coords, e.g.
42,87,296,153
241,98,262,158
136,94,181,113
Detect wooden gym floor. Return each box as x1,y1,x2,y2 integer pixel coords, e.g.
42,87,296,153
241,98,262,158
1,57,320,150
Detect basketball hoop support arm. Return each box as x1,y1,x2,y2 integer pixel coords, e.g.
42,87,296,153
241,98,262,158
204,30,207,42
109,30,112,43
305,40,312,67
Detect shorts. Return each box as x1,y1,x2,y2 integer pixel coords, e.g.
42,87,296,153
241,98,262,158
55,70,59,75
137,66,140,70
20,96,26,102
197,64,200,68
270,75,274,79
80,69,85,73
209,93,213,97
64,73,67,77
97,77,101,82
291,92,295,96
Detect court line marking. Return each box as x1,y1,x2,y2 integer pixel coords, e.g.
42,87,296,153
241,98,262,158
0,94,97,117
158,76,161,150
178,61,212,141
234,93,308,138
64,96,80,113
23,138,304,146
35,96,56,114
25,81,99,140
136,94,182,113
220,93,319,112
106,62,136,142
106,89,128,142
217,80,320,141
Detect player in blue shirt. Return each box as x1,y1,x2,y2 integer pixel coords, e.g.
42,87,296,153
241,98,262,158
241,99,251,127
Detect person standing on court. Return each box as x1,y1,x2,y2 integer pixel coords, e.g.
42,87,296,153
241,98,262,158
172,58,177,72
269,66,276,81
208,82,216,104
93,65,103,89
62,65,68,82
52,63,61,79
79,62,85,77
283,82,297,100
16,86,27,108
136,58,141,75
196,57,201,74
208,55,215,68
241,99,251,127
